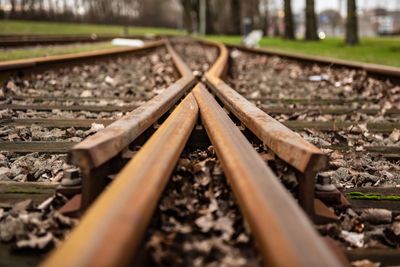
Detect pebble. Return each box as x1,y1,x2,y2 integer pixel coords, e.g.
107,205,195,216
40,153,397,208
80,90,93,97
16,232,54,251
360,209,392,225
0,167,12,181
351,260,380,267
13,199,33,212
389,129,400,143
340,230,364,248
0,216,25,242
391,221,400,236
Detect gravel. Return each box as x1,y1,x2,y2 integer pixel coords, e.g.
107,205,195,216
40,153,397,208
2,39,398,263
0,152,69,182
137,147,262,267
0,194,77,252
172,40,218,79
0,123,105,142
0,109,123,119
226,47,400,254
227,49,400,108
0,47,179,183
1,47,178,101
226,48,400,189
1,98,145,107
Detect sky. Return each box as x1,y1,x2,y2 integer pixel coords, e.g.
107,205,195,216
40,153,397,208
289,0,400,14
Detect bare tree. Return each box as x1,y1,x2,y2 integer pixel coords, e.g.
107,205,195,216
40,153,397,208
10,0,16,15
0,0,185,30
283,0,295,39
241,0,262,31
345,0,359,45
181,0,193,33
231,0,241,34
252,0,262,29
263,0,269,36
305,0,318,40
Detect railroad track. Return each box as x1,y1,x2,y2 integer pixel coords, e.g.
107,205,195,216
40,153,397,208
0,37,399,267
0,34,162,47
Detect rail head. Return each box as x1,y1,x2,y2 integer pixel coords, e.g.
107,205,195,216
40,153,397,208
0,40,164,73
192,83,342,267
69,42,196,174
41,93,199,267
164,40,193,77
201,40,328,175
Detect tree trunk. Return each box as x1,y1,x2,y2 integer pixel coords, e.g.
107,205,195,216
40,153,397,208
273,16,280,36
198,0,206,34
263,0,269,36
283,0,295,39
182,0,193,33
192,0,200,33
252,0,262,29
230,0,241,35
10,0,16,15
305,0,318,40
29,0,35,13
205,0,214,34
345,0,359,45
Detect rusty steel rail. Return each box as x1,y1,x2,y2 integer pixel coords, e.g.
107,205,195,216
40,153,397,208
0,34,171,47
226,43,400,79
192,83,342,267
69,41,196,208
41,93,198,267
37,38,347,267
0,40,164,74
201,39,329,219
0,34,114,47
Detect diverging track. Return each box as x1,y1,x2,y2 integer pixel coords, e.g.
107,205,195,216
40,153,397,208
40,39,344,267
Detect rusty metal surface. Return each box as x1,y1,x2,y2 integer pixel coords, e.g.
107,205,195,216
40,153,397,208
203,41,328,175
0,141,76,153
0,118,114,128
192,83,343,267
201,40,329,216
0,40,164,72
69,41,196,176
0,35,113,47
0,34,173,47
226,43,400,79
260,106,400,116
0,104,137,112
40,93,198,267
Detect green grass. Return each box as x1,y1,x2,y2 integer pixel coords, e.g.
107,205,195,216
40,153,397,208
0,19,181,36
0,20,399,67
207,35,400,67
0,42,120,61
0,19,183,62
348,191,400,201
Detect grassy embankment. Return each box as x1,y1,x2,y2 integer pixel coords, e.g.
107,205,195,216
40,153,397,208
208,35,400,67
0,20,399,67
0,20,181,61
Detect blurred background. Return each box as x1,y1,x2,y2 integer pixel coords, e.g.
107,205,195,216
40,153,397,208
0,0,399,66
0,0,399,37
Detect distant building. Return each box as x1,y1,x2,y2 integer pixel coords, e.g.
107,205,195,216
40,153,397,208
360,8,400,36
318,9,344,37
